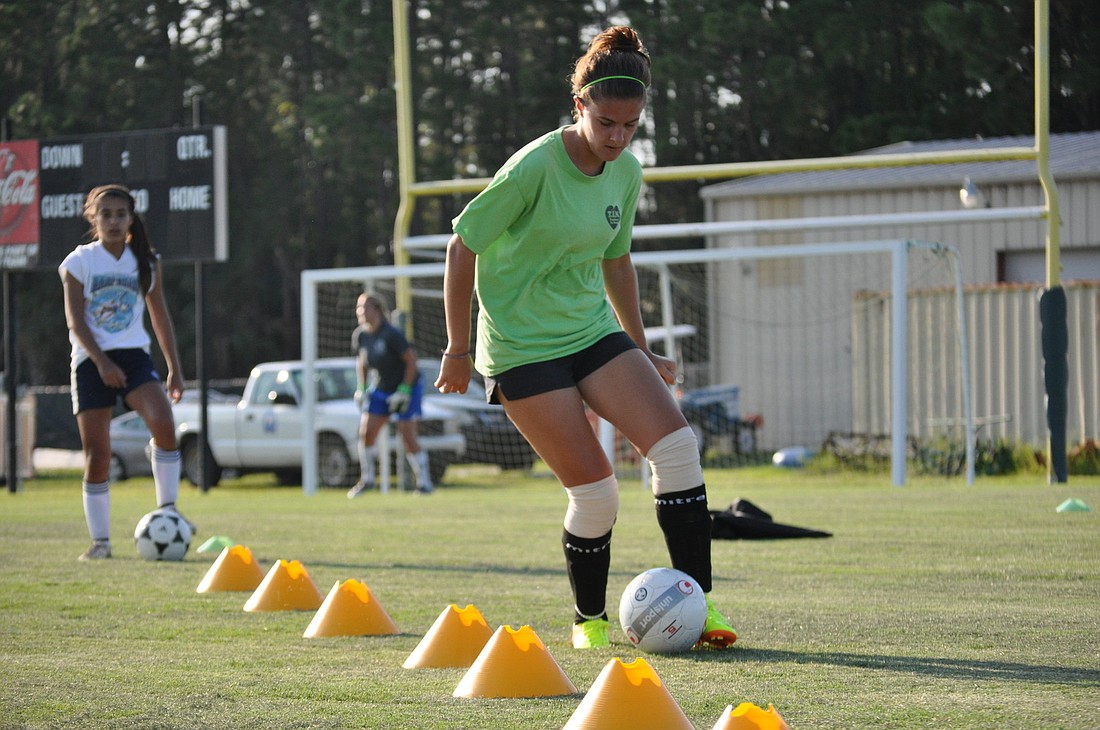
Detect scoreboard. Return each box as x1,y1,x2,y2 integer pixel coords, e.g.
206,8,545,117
0,125,227,270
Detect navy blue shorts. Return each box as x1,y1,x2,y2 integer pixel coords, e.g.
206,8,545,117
71,348,162,414
484,332,637,404
362,380,424,421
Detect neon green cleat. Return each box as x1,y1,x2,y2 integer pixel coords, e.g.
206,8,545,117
571,618,611,649
697,596,738,649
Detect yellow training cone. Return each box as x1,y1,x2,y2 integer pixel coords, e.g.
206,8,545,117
711,702,790,730
452,625,577,698
243,559,324,612
403,604,494,669
196,545,266,593
303,579,399,638
562,657,694,730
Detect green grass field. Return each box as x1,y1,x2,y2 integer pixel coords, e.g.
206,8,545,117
2,465,1098,729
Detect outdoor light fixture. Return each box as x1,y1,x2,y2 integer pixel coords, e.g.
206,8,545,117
959,176,989,209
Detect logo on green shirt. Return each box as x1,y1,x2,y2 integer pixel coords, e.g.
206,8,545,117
605,205,621,229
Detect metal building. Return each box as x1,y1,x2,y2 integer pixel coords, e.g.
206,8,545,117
699,131,1099,452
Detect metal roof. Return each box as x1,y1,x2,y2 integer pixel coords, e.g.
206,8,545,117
700,130,1100,199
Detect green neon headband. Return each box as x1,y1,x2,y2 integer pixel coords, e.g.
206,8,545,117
579,75,648,92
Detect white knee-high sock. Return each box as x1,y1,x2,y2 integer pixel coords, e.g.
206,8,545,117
406,450,431,488
151,444,181,508
358,443,376,483
82,480,110,542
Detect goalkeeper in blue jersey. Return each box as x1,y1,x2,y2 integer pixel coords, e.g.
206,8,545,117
348,291,432,496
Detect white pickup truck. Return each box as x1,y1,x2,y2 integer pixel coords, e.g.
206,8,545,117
172,358,465,488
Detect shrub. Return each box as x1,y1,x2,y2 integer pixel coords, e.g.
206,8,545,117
1068,440,1100,475
912,435,1043,477
974,438,1043,476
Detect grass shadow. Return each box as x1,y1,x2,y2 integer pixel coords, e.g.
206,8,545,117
693,647,1100,686
295,559,567,578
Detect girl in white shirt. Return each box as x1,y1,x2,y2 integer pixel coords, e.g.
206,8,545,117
59,184,190,561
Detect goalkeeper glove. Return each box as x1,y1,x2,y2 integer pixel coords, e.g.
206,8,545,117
386,383,412,414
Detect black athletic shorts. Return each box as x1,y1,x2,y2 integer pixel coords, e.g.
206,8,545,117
71,348,162,414
484,331,637,404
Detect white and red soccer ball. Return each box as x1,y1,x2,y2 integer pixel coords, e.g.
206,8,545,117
618,567,707,653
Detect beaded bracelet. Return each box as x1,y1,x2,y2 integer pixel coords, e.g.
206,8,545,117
441,349,470,359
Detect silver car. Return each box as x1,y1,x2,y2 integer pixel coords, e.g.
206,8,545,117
108,410,153,482
108,391,233,481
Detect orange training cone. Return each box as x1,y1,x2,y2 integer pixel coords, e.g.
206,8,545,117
304,579,399,637
403,603,494,669
562,657,694,730
196,545,266,593
711,702,790,730
243,559,324,611
452,625,578,698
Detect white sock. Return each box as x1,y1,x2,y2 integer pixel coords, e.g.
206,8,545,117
151,443,181,508
407,450,431,488
358,443,376,483
82,480,110,542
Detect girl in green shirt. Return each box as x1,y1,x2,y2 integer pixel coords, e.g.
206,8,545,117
437,25,737,651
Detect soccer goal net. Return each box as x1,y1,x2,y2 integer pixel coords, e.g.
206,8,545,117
300,237,970,494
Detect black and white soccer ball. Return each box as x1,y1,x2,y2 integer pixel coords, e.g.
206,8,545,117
134,509,192,561
618,567,707,653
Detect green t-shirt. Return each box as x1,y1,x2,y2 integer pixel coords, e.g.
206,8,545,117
452,127,641,377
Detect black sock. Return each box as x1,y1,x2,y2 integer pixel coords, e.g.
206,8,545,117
562,529,612,623
654,484,713,592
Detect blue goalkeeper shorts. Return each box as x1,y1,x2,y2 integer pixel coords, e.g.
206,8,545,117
364,381,424,421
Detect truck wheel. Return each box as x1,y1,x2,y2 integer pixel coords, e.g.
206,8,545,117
181,438,222,487
318,434,355,488
109,454,128,482
428,451,450,485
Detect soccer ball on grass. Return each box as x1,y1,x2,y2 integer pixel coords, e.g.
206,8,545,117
134,509,192,561
618,567,707,653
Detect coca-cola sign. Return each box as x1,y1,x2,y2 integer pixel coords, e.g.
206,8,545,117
2,126,226,270
0,140,40,246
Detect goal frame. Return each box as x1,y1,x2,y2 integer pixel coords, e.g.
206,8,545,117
301,237,977,495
